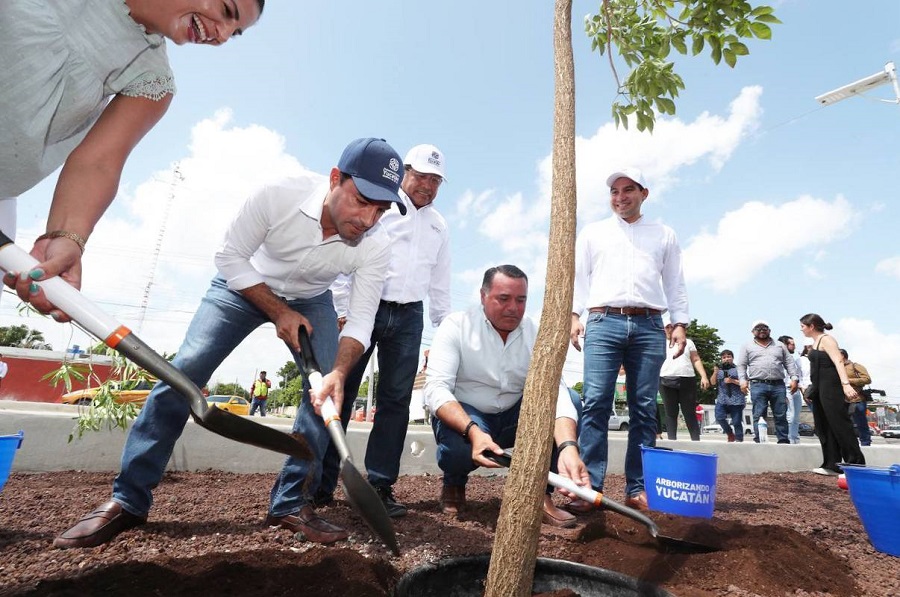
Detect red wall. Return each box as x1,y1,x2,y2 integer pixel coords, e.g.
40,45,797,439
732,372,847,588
0,349,113,404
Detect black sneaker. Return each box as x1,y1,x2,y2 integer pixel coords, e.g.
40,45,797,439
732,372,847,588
375,486,407,518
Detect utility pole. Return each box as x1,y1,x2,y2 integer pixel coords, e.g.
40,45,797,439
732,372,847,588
136,163,181,334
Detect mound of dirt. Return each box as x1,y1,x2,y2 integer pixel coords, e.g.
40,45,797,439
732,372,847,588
1,469,897,596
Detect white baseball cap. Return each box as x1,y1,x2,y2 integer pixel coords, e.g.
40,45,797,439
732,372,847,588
606,167,647,189
404,144,447,181
750,320,770,331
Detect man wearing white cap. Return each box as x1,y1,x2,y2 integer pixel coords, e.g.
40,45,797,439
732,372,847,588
321,144,452,517
569,167,689,513
736,321,799,443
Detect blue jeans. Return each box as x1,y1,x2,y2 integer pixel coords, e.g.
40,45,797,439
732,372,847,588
112,277,338,518
319,300,424,495
785,388,803,444
249,397,268,417
715,402,744,441
431,400,522,487
749,381,788,443
850,402,871,446
580,311,665,497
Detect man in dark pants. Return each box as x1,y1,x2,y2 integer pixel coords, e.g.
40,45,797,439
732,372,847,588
53,138,404,549
318,145,451,517
841,349,872,446
737,321,799,443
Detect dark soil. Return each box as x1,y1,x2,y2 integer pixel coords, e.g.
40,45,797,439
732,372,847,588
0,470,897,596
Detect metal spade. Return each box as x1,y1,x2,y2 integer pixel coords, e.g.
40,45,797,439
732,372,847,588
297,326,400,555
484,449,719,554
0,231,313,461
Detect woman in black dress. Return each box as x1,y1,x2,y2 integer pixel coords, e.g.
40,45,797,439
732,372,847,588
800,313,865,475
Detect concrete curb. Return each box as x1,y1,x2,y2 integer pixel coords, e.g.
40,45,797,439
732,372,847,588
2,401,897,477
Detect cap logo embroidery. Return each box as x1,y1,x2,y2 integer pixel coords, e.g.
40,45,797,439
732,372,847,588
389,158,400,172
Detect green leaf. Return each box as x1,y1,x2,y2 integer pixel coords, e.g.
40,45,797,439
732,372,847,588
750,5,775,17
658,97,676,114
692,35,705,56
711,44,722,65
750,21,772,39
755,14,781,23
730,41,750,56
672,34,687,55
723,48,736,68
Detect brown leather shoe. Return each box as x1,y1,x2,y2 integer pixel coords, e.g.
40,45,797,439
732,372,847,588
624,491,649,512
440,484,465,515
541,495,577,528
53,500,146,549
266,505,348,544
562,497,595,515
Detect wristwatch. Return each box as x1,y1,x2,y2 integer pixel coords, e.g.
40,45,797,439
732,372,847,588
673,323,688,329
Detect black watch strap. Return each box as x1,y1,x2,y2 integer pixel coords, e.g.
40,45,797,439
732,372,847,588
462,420,478,443
557,440,579,453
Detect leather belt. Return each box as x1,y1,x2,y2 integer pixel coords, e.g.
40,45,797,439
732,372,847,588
750,379,783,385
588,306,662,316
381,300,422,310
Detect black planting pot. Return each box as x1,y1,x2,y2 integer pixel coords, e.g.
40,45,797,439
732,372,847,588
394,555,673,597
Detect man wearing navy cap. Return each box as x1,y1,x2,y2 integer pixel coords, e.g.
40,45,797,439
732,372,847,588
321,144,451,518
55,138,404,549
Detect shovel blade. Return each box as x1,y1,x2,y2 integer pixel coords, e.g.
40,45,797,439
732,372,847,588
340,459,400,556
197,407,313,461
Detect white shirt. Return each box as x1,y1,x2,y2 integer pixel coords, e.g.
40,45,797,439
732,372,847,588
660,338,698,377
572,215,689,324
424,305,577,421
331,189,452,327
214,177,391,350
0,361,7,379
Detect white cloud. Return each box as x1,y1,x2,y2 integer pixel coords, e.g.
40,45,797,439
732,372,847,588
683,195,858,292
875,256,900,279
836,318,900,398
9,109,322,390
464,86,765,291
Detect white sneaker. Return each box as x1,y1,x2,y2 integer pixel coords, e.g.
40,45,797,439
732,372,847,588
812,467,839,477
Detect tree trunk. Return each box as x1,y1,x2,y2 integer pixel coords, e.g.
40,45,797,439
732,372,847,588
484,0,576,594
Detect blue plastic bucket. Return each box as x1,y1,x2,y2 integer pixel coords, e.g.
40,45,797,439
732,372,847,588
641,446,718,518
0,431,24,494
843,464,900,558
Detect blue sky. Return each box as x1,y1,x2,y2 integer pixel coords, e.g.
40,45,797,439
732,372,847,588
5,0,900,399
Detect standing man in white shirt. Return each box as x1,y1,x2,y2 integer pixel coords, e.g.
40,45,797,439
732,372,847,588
425,265,578,528
569,167,689,513
319,144,451,518
54,138,404,549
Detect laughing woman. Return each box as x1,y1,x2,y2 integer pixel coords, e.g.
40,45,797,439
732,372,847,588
800,313,865,476
0,0,263,316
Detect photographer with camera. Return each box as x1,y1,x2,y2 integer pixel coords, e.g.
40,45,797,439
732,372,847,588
840,349,873,447
711,350,745,442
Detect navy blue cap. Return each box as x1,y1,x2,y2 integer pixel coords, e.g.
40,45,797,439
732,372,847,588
337,138,406,215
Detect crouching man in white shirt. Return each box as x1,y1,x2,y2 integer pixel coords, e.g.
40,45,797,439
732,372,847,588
424,264,582,528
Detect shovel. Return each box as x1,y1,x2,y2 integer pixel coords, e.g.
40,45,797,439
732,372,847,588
297,325,400,555
484,449,718,554
0,231,312,461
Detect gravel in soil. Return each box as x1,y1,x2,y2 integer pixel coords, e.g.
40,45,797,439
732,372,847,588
0,470,897,596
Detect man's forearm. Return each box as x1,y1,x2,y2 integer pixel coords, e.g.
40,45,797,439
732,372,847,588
333,337,365,377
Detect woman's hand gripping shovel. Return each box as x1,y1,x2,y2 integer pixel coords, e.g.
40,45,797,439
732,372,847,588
297,326,400,555
0,231,312,461
483,448,719,554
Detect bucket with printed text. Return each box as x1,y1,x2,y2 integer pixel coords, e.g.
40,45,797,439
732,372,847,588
641,446,717,518
0,431,24,494
843,464,900,558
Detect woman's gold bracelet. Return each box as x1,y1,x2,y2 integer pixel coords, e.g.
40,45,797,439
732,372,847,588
36,230,87,254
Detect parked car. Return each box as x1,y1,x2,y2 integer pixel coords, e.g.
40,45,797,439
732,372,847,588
608,409,629,431
207,395,250,416
798,422,816,437
60,379,154,406
881,425,900,439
